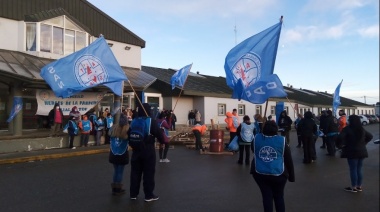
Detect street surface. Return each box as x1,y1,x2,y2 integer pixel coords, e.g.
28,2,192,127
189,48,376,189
0,124,379,212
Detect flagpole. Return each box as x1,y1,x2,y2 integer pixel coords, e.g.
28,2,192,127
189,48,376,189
285,96,295,112
126,79,149,117
172,64,193,112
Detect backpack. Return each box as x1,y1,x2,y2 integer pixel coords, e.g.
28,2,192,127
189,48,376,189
129,117,151,149
63,120,78,135
71,121,79,135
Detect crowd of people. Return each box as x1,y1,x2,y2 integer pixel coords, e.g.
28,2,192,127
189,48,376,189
49,102,373,208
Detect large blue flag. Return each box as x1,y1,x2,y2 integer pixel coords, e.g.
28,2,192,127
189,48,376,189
7,96,23,123
171,63,192,90
224,21,282,89
232,74,287,104
40,36,127,98
333,80,343,116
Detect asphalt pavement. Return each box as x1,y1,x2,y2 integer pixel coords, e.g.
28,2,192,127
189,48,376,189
0,125,379,212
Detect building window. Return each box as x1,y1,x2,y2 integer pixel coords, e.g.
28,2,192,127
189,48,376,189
40,24,52,52
27,16,88,54
26,23,36,51
270,106,275,115
65,29,75,55
255,105,262,116
218,104,226,116
285,107,289,114
53,27,64,54
238,104,245,116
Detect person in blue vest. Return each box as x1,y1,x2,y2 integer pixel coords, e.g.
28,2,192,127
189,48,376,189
251,120,295,212
236,115,255,165
109,114,129,196
79,115,92,147
67,116,78,149
104,113,114,145
128,103,164,202
94,115,105,146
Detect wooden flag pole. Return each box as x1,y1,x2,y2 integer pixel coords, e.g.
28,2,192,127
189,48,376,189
285,96,295,112
126,79,149,117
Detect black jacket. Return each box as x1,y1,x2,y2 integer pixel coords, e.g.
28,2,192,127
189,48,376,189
323,115,339,134
297,118,317,137
336,127,373,159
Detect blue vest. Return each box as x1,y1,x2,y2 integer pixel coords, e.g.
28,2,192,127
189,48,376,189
254,134,285,176
81,120,91,131
106,117,114,129
110,137,128,155
240,123,255,142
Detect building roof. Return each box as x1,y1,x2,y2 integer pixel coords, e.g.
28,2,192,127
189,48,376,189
0,49,156,91
142,66,233,98
142,65,373,108
0,0,145,47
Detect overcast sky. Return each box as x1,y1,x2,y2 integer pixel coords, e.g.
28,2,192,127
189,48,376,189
88,0,379,105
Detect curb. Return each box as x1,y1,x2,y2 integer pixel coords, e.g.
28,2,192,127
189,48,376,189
0,149,109,165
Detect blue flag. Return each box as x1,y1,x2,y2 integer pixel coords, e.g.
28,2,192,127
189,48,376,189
232,74,287,104
275,101,284,124
7,96,23,123
171,64,192,90
40,36,127,98
224,21,282,89
333,80,343,116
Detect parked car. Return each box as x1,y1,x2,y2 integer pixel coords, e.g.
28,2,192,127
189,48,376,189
364,115,376,124
368,115,379,123
358,115,370,125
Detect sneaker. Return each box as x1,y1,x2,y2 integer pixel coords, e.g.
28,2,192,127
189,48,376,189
163,158,170,163
130,196,138,200
71,147,76,149
355,187,362,192
159,159,163,163
344,187,357,193
145,195,159,202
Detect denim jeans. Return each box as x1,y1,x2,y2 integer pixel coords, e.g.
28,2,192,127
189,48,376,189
347,158,364,187
113,164,125,183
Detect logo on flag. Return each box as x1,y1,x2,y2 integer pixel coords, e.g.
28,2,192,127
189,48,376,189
75,55,108,87
232,53,261,88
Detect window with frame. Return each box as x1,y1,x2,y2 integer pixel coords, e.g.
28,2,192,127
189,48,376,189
270,106,275,115
27,16,88,54
218,104,226,116
255,105,262,116
238,104,245,116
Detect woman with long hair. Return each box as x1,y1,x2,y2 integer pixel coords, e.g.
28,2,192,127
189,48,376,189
336,115,373,192
109,114,130,196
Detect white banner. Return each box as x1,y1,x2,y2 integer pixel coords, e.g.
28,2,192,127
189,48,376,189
36,89,105,116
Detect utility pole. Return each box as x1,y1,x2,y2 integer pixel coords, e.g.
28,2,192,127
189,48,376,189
234,21,237,45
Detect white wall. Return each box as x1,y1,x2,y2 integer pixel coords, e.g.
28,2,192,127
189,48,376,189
170,96,193,125
0,18,20,51
105,39,141,69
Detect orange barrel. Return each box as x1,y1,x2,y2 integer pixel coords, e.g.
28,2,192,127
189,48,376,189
209,130,224,152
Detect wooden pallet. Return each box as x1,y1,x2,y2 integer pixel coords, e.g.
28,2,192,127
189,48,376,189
199,149,234,155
